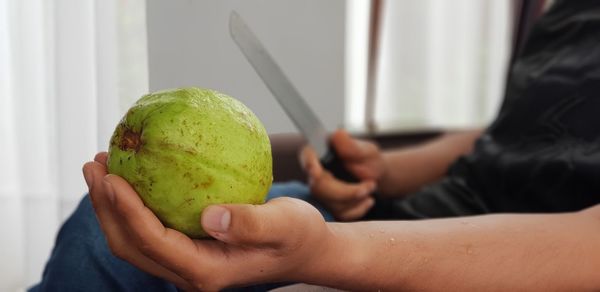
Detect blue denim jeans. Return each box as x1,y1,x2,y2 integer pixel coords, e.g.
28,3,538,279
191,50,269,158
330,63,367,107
29,181,330,292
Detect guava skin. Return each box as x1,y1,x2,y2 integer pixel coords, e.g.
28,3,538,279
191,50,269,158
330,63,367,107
107,87,272,238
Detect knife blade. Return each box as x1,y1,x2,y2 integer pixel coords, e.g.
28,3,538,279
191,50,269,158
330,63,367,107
229,11,358,183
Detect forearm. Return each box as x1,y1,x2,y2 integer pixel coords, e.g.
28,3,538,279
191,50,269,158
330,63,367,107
377,129,482,197
306,206,600,291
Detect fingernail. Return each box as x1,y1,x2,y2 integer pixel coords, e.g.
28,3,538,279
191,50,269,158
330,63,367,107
370,183,377,193
103,178,115,204
203,206,231,233
367,198,376,208
356,188,370,199
83,166,94,189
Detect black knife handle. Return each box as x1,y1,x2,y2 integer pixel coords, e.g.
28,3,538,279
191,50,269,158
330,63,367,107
320,146,359,183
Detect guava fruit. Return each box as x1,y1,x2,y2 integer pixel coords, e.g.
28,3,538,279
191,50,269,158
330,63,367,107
107,87,272,238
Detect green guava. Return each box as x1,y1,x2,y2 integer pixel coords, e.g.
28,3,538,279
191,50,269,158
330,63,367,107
107,87,272,238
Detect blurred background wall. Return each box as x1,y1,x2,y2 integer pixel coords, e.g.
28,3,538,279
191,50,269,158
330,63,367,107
146,0,346,134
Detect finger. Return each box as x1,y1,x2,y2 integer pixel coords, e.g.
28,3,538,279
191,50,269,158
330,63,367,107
84,161,110,217
299,146,324,180
105,174,213,283
335,197,376,222
94,152,108,166
346,162,382,181
202,197,318,247
84,165,194,290
85,162,128,241
330,129,379,162
312,173,377,203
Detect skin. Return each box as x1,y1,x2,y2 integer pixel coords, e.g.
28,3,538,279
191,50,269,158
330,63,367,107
84,133,600,291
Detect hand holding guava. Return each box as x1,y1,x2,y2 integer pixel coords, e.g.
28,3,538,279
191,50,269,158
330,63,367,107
84,153,334,291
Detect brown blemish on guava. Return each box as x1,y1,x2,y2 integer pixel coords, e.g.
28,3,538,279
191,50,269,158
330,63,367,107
184,149,197,155
156,140,197,155
120,128,142,152
200,177,214,188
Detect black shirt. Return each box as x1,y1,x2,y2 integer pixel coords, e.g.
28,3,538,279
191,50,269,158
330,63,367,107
370,1,600,219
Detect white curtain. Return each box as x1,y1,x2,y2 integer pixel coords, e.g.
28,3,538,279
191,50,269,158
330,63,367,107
345,0,512,133
0,0,147,290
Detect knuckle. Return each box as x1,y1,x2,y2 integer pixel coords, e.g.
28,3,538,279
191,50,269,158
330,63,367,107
359,140,379,157
331,207,346,219
337,212,351,221
309,183,324,196
336,189,355,200
188,276,225,292
274,197,322,223
134,231,162,256
106,239,126,259
370,141,380,152
363,138,377,147
137,241,156,257
233,205,266,240
309,178,327,193
188,279,205,291
130,221,159,242
245,215,267,237
328,188,353,202
270,196,297,204
336,207,359,221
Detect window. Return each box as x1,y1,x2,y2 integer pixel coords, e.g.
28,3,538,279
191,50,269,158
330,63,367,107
346,0,512,134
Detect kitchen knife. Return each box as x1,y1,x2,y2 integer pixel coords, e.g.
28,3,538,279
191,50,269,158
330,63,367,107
229,11,358,183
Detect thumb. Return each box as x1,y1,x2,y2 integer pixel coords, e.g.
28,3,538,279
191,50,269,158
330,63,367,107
201,198,313,247
299,146,324,180
331,129,377,162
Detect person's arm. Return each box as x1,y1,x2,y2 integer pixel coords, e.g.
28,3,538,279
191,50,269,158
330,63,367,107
84,153,600,291
377,129,482,197
312,206,600,291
